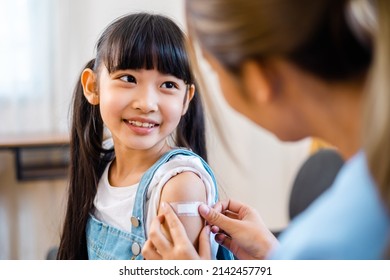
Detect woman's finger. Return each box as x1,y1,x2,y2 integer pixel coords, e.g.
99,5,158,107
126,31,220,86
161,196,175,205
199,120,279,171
218,199,249,216
224,210,239,220
210,225,220,234
198,203,241,235
142,239,162,260
197,225,211,259
161,202,192,245
147,215,173,254
212,201,240,219
215,233,232,251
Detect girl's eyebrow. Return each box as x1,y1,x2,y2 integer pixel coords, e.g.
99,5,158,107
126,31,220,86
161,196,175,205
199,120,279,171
160,74,179,79
114,69,139,73
111,68,182,81
158,72,181,79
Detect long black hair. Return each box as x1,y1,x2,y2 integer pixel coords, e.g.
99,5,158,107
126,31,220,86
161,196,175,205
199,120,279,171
58,13,207,259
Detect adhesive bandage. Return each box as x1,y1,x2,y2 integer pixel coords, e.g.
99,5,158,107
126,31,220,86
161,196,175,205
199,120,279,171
169,201,202,216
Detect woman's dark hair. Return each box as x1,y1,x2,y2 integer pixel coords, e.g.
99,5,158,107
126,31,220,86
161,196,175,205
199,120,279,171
57,13,206,259
186,0,372,81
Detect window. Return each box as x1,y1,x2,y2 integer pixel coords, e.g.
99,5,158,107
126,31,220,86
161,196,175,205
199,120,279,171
0,0,54,134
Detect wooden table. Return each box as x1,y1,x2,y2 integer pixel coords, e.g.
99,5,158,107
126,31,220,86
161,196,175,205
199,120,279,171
0,133,70,181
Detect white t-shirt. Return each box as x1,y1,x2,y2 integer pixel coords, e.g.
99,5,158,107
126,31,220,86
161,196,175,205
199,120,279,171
93,154,218,258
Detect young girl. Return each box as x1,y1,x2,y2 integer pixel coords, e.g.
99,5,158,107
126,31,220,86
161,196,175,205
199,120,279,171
57,12,232,260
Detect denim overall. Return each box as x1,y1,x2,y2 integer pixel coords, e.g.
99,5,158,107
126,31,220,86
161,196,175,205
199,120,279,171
86,148,234,260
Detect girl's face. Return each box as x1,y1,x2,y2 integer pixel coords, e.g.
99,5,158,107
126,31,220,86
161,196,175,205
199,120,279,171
87,66,193,153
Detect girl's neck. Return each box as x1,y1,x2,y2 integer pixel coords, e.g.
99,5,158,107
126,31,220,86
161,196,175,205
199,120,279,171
109,143,172,187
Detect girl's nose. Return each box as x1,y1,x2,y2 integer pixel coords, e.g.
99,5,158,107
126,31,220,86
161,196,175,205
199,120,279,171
132,87,158,113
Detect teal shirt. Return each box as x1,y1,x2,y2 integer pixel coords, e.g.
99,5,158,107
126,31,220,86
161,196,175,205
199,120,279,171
269,152,390,259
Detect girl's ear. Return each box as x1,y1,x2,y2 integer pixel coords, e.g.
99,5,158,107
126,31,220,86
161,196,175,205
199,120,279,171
181,84,195,115
81,68,99,105
240,60,274,106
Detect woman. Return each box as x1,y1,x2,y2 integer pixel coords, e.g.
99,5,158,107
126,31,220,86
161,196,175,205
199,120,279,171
142,0,390,259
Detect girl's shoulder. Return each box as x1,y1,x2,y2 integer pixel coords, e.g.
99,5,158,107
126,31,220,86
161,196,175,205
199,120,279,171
146,150,218,206
154,151,215,187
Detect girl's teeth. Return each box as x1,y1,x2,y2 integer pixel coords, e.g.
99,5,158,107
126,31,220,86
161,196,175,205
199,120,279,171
129,121,155,128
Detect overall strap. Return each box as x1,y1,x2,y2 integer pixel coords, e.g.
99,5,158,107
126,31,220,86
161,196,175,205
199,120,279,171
129,149,217,259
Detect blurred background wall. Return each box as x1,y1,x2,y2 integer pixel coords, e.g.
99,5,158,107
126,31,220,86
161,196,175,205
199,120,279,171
0,0,310,259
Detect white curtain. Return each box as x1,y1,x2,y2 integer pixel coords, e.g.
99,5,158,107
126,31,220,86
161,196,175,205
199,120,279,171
0,0,54,134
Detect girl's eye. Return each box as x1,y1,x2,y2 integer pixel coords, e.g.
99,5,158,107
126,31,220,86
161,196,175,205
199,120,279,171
161,81,178,89
119,75,136,83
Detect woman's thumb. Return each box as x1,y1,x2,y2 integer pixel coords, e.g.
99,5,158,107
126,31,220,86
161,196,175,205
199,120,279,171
198,204,234,233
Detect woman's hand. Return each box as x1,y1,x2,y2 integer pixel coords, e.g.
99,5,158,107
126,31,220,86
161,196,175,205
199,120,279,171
199,199,279,260
142,202,212,260
142,199,279,260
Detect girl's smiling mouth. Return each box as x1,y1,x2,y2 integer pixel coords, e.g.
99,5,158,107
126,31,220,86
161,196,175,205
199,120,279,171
124,118,160,135
127,120,157,128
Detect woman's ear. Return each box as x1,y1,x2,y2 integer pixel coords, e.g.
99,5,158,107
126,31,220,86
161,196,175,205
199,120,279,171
81,68,99,105
240,60,274,105
182,84,195,115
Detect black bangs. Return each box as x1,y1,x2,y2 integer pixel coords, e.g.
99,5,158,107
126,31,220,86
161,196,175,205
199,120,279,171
97,13,193,84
